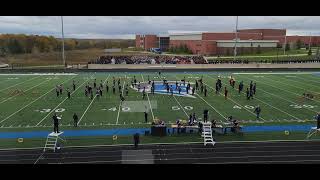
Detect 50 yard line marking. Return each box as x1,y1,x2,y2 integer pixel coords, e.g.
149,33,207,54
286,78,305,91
141,74,155,120
116,79,126,125
0,76,76,124
173,74,227,123
77,75,110,125
35,75,92,126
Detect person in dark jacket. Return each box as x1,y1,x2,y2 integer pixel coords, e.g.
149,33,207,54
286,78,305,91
73,113,78,127
144,111,148,123
52,113,60,133
254,105,261,119
133,133,140,148
315,112,320,129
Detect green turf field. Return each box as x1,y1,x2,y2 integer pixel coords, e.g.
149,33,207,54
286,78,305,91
0,71,319,132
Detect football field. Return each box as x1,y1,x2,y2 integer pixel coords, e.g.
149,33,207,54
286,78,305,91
0,71,319,132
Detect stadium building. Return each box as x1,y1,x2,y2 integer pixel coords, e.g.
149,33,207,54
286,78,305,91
136,29,320,55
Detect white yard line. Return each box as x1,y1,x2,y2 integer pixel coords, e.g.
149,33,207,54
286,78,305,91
173,74,227,123
274,75,320,93
0,76,76,124
267,75,320,95
293,75,320,85
239,75,318,113
77,75,110,125
173,95,189,118
116,81,126,125
35,76,91,126
202,81,264,121
206,75,301,121
195,92,226,123
0,78,51,105
0,75,39,92
141,74,155,120
0,73,77,76
0,78,12,85
253,75,320,104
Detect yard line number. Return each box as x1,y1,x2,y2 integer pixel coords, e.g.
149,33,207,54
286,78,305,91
36,108,66,113
172,106,193,111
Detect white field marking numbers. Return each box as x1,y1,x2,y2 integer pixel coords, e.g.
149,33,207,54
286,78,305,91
233,105,254,110
172,106,193,111
108,107,117,111
153,76,166,79
122,107,131,112
37,108,66,113
290,104,316,109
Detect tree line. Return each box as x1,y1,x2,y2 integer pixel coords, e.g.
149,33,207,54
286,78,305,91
0,34,135,56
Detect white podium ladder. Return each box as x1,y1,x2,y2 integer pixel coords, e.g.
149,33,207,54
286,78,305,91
202,122,215,146
43,132,65,152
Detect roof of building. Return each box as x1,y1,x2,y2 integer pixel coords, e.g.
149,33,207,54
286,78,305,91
216,40,279,43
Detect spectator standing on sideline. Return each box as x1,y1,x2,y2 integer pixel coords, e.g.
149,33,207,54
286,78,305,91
133,133,140,148
73,113,78,127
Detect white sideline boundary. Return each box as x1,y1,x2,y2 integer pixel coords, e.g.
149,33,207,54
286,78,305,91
0,73,77,76
232,72,315,75
1,139,320,152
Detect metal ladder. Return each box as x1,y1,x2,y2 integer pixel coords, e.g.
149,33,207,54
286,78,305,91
43,132,66,152
43,134,58,152
202,122,215,146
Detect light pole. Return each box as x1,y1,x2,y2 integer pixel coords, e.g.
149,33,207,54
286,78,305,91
283,35,287,55
309,33,312,50
61,16,65,69
234,16,239,61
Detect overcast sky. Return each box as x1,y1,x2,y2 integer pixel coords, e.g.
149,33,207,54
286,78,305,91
0,16,319,39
